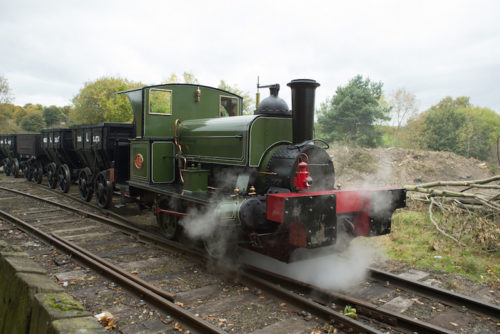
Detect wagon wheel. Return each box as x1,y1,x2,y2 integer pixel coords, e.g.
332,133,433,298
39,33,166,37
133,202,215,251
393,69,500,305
155,199,183,240
57,164,71,193
23,161,33,181
78,167,93,202
11,158,20,178
3,158,11,176
33,161,43,184
95,171,113,209
47,163,57,189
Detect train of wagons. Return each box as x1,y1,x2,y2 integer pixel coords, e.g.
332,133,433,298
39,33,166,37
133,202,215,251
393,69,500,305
0,79,406,262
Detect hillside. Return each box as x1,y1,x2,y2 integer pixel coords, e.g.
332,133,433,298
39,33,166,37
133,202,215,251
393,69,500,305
330,146,495,189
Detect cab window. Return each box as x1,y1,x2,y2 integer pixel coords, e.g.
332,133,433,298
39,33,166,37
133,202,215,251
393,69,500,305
220,96,239,117
149,89,172,115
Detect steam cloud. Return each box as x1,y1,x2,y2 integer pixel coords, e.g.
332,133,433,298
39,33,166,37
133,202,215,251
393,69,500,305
240,237,381,291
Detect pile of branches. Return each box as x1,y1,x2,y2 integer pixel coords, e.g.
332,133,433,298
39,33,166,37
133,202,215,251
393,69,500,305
405,176,499,252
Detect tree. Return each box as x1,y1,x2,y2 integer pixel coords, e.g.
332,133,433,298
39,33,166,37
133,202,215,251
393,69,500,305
421,97,470,153
388,88,418,146
70,76,143,125
164,72,199,84
0,75,13,104
43,105,67,127
217,80,255,114
21,112,46,132
0,104,21,133
317,75,390,147
455,106,500,160
420,96,500,161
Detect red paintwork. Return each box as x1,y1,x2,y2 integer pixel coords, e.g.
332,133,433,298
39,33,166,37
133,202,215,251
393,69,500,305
156,207,189,217
266,187,397,237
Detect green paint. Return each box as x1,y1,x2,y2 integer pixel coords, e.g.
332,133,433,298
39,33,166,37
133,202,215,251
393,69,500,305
179,115,255,166
249,117,292,166
182,165,209,192
152,141,175,183
130,140,150,181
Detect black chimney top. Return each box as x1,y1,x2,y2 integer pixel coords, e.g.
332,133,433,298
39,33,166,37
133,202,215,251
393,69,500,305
287,79,320,144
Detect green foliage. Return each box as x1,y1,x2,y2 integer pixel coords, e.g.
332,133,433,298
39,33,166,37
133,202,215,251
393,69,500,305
0,104,21,133
396,113,427,149
317,75,390,147
0,75,13,104
420,97,500,161
217,80,255,115
149,90,171,114
70,76,143,125
43,105,67,127
422,97,469,153
20,112,46,132
343,305,358,319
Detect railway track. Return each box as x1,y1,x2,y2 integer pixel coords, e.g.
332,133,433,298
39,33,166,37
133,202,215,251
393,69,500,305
0,178,498,333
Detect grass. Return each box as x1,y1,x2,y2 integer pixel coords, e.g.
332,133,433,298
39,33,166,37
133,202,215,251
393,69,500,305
376,208,499,288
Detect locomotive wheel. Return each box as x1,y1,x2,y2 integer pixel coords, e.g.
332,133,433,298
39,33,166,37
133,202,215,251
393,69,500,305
156,199,182,240
78,168,93,202
23,162,33,181
95,172,113,209
47,163,57,189
33,161,43,184
203,228,237,260
11,158,20,178
57,164,71,193
3,158,11,176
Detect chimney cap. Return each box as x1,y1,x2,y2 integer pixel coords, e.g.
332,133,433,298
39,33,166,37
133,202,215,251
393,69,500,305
287,79,320,88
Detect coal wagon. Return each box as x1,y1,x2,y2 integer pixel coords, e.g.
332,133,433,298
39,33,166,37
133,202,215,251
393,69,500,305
72,123,133,207
41,128,84,191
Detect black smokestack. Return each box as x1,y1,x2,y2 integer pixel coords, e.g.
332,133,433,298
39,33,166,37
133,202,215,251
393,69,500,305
287,79,320,144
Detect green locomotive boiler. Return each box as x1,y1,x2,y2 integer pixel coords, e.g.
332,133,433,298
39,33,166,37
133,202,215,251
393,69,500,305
119,79,406,262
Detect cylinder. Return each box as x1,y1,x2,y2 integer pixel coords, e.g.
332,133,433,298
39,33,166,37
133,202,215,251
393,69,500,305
287,79,320,144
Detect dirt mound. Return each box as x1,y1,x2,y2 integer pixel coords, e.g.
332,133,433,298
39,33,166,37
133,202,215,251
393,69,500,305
330,146,494,189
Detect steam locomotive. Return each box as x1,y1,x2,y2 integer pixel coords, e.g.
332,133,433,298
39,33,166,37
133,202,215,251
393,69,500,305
0,79,406,262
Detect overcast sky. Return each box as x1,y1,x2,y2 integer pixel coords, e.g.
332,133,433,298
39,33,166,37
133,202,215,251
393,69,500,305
1,0,499,113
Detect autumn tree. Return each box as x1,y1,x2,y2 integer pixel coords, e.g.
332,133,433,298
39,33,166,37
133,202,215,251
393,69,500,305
317,75,390,147
70,77,143,125
0,75,13,104
388,88,418,146
0,104,22,133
